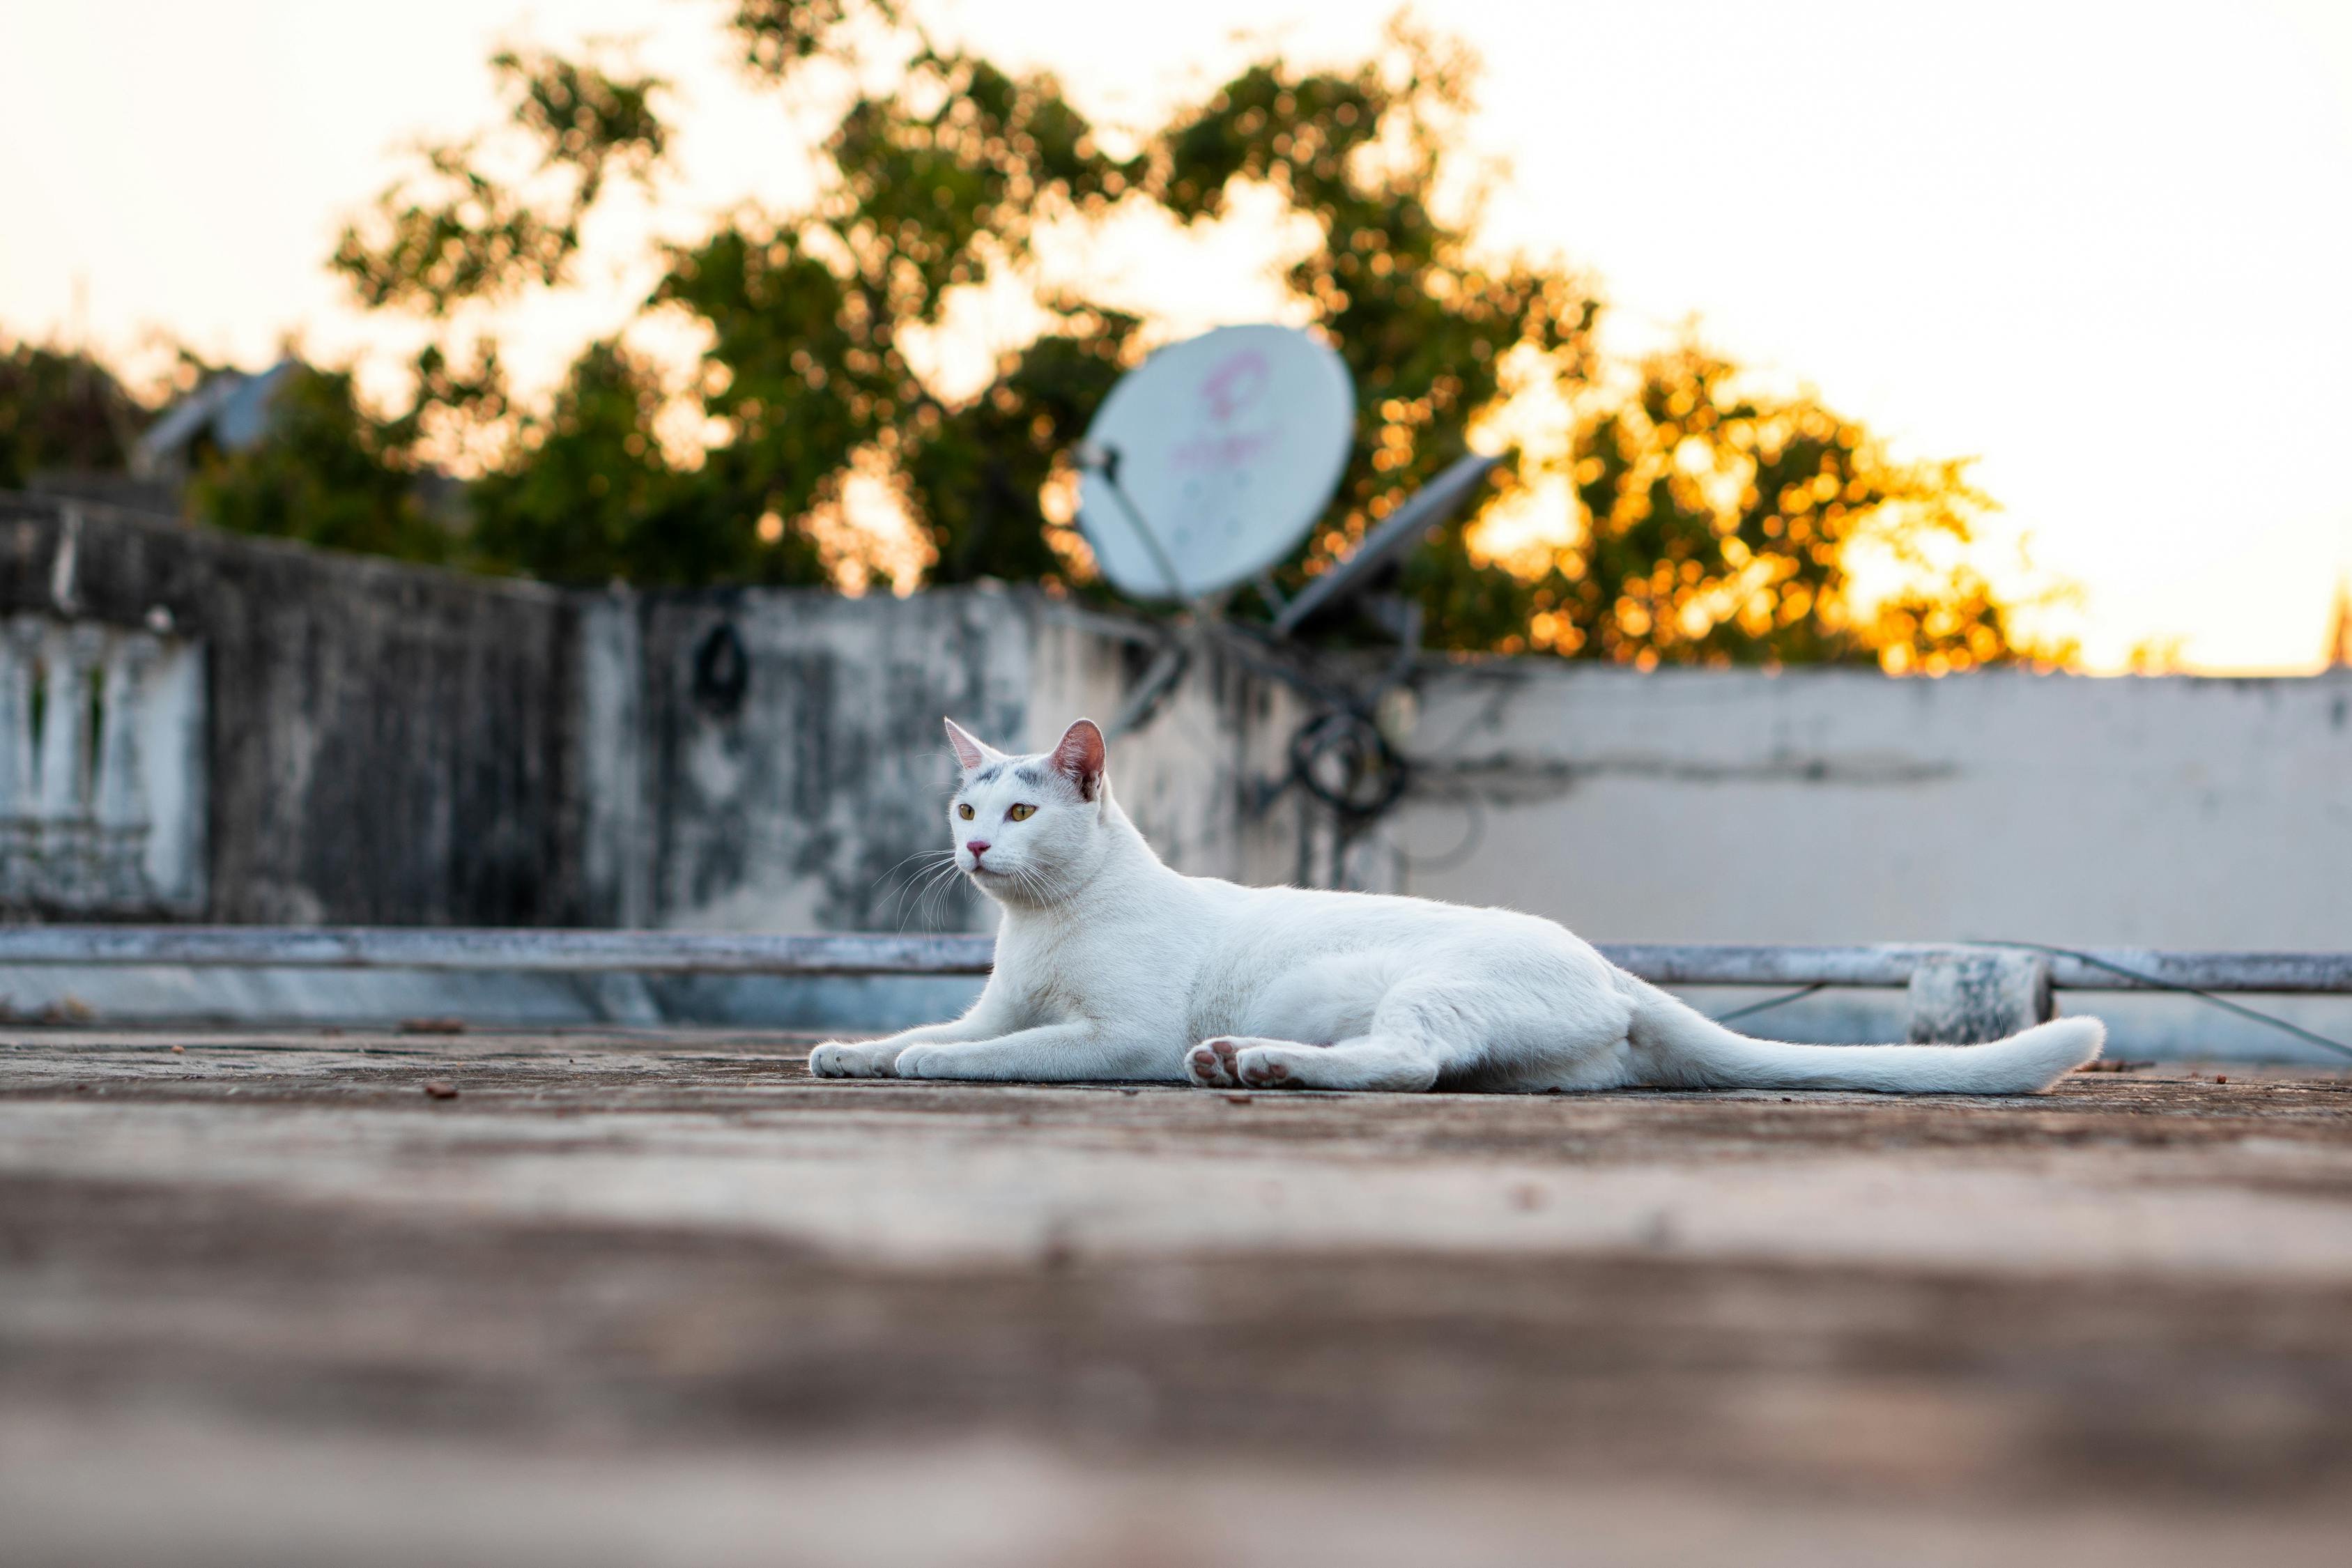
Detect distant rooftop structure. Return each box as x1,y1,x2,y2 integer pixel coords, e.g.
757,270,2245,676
130,360,300,484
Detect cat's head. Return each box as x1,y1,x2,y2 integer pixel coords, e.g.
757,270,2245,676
941,716,1112,905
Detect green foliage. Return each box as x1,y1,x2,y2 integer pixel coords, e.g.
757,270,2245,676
470,341,827,587
187,366,456,563
731,0,902,75
332,46,666,316
0,340,144,489
910,316,1139,587
297,0,2061,669
1147,31,1596,633
610,28,1151,594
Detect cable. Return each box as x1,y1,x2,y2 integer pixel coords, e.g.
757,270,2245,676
1288,710,1410,821
1711,983,1827,1026
1969,939,2352,1063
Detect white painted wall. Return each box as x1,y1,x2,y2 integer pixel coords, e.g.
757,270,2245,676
1389,664,2352,948
1380,663,2352,1062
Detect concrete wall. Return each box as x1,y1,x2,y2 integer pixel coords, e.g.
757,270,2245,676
0,498,1363,944
579,587,1312,937
1,489,2342,1056
573,587,1312,1029
0,495,590,926
0,613,206,915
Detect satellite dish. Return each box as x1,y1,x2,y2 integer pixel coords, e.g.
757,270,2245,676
1076,325,1353,601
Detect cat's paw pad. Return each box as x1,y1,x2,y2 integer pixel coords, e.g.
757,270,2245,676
1186,1038,1241,1088
808,1042,889,1079
1236,1048,1296,1089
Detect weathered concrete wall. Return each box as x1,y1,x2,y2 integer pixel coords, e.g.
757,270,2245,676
3,491,2344,1056
0,612,206,915
1027,612,1312,889
593,587,1309,936
560,587,1315,1030
0,502,1311,1030
629,586,1031,936
0,494,589,925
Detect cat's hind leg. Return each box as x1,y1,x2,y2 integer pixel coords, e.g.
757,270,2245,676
1183,1035,1371,1089
1183,1036,1251,1087
1201,968,1525,1092
1188,1033,1440,1092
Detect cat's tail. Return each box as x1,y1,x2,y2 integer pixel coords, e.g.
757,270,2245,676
1627,983,2103,1094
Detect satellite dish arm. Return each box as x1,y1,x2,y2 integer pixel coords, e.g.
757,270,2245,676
1074,441,1190,603
1273,452,1500,638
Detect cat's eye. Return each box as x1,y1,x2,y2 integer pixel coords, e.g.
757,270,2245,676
958,803,975,820
1008,804,1036,822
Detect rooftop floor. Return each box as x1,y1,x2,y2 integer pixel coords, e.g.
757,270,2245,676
6,1028,2352,1566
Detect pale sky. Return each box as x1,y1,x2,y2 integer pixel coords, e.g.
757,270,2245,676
4,0,2349,671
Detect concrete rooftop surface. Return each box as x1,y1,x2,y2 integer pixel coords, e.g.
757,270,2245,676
4,1028,2351,1567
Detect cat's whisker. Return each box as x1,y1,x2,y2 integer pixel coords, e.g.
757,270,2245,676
875,847,960,923
880,866,959,925
897,859,958,932
871,847,957,894
909,856,967,932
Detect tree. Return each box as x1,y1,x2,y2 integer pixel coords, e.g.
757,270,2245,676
1454,342,2061,672
0,339,146,491
187,364,457,563
314,0,2062,670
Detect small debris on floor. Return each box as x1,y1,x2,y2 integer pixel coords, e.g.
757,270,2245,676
422,1081,459,1099
1224,1093,1252,1105
170,1045,185,1054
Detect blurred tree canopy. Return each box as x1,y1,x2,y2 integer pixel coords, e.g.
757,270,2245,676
187,364,460,564
35,3,2069,670
1486,344,2051,674
0,339,146,490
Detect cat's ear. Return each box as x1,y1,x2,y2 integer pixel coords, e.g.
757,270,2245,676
943,718,998,772
1050,718,1106,801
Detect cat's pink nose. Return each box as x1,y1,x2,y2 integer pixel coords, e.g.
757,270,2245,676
965,840,991,859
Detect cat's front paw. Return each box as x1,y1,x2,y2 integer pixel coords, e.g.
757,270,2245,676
808,1041,894,1078
892,1044,942,1079
1185,1038,1243,1088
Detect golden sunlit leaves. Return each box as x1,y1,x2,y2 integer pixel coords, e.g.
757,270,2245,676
1427,338,2077,670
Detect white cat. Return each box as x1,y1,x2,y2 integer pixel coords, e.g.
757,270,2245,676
808,718,2105,1093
